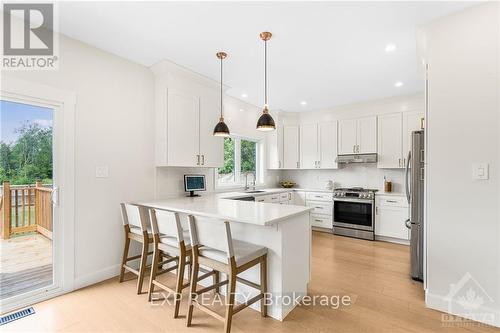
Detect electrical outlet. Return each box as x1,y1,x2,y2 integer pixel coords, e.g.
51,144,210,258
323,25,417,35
472,163,488,180
95,166,109,178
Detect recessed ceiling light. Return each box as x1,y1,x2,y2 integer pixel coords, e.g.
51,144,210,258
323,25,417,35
394,81,404,87
239,109,244,112
241,93,248,98
300,101,307,106
385,44,397,53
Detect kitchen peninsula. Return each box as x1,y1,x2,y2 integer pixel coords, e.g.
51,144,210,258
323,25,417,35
136,190,312,321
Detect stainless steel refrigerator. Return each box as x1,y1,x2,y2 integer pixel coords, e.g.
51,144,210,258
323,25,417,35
405,130,424,282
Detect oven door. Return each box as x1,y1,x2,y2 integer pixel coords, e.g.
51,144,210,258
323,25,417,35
333,198,374,231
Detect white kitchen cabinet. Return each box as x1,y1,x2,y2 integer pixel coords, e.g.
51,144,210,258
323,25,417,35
157,87,223,167
338,118,358,154
166,90,200,166
300,124,319,169
377,113,403,168
267,125,283,169
402,111,424,162
375,195,409,242
199,100,224,167
338,116,377,154
357,116,377,153
319,122,338,169
311,214,333,229
377,111,424,169
299,122,338,169
283,126,300,169
306,191,333,232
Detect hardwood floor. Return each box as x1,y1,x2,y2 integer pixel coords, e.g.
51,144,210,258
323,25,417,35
3,232,499,333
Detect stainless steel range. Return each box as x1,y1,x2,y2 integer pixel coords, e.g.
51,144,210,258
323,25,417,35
333,187,377,240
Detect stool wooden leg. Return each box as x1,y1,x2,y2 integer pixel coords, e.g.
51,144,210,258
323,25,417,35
119,232,130,283
147,246,160,301
186,253,199,327
174,252,186,318
224,270,236,333
260,254,268,317
214,270,220,294
137,238,149,294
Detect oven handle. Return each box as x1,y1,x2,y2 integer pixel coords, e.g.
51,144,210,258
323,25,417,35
333,198,374,204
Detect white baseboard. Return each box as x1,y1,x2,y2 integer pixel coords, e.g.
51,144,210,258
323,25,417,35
375,235,410,245
74,264,121,290
426,291,500,328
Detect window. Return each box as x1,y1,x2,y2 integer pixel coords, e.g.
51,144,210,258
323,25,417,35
217,136,261,187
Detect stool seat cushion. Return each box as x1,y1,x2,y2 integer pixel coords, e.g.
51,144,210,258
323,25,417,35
199,239,267,266
159,230,192,248
129,225,152,236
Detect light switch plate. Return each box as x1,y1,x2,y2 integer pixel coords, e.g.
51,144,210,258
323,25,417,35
472,163,489,180
95,166,109,178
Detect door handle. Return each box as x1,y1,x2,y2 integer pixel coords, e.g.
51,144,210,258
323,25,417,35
201,155,205,165
196,155,200,165
51,187,59,206
405,218,411,229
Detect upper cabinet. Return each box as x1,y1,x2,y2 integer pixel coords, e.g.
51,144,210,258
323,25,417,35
299,122,338,169
338,116,377,154
267,125,283,169
153,61,224,168
377,113,403,168
283,125,300,169
378,111,424,169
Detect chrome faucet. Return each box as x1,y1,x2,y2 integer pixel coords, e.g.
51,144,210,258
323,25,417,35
244,171,256,191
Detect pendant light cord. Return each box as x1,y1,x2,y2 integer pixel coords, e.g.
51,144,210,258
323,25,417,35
220,58,223,119
264,39,268,107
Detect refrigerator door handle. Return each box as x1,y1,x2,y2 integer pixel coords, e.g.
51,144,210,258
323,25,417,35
405,218,411,229
405,151,411,204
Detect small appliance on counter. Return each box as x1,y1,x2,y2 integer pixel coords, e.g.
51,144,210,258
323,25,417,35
184,174,206,197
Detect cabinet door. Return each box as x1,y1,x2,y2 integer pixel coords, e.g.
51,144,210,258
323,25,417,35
267,126,283,169
319,121,338,169
167,90,200,166
293,191,306,206
300,123,318,169
357,116,377,154
283,126,300,169
338,119,357,154
402,111,424,164
199,99,224,167
377,113,403,168
375,205,409,240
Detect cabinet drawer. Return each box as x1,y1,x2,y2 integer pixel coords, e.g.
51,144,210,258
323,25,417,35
306,200,333,215
306,192,333,202
376,195,408,208
311,214,333,229
279,192,291,201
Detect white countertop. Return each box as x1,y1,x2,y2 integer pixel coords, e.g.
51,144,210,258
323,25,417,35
135,191,312,226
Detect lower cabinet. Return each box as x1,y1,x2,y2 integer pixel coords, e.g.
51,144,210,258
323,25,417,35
311,214,333,229
305,192,333,232
375,195,409,242
256,192,293,204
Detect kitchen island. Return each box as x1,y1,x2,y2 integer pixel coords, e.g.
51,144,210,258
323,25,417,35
136,192,312,321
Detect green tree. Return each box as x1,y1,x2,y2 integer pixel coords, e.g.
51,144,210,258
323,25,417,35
240,139,256,173
0,122,53,185
218,137,234,174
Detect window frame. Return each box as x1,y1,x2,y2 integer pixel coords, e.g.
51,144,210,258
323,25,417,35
215,134,263,189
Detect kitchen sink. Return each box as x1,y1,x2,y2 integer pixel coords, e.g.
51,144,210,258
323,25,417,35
243,190,265,193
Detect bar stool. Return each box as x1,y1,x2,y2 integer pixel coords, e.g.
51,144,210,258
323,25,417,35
147,208,192,318
186,215,268,333
119,203,153,294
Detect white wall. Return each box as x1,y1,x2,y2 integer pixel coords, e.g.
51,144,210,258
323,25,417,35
421,3,500,326
280,94,424,193
2,35,156,286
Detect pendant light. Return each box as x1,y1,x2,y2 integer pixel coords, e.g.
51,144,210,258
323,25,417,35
213,52,230,137
256,31,276,131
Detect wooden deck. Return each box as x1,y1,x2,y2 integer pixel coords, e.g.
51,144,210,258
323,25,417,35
0,233,52,299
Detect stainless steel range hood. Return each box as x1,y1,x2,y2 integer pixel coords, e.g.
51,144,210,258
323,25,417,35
336,153,378,164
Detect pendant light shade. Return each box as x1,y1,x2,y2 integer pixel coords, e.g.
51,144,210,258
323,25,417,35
213,52,230,137
256,31,276,131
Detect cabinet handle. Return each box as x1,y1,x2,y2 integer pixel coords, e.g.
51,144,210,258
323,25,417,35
403,158,406,167
279,161,281,168
353,145,356,153
196,155,200,165
314,219,322,222
357,145,360,153
201,154,205,165
398,158,401,167
297,161,300,168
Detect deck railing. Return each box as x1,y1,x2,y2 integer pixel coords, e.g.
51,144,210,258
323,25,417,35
0,181,53,239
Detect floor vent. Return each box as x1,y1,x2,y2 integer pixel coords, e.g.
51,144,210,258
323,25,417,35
0,307,35,326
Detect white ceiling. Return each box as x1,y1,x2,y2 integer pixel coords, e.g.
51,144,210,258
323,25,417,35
58,1,476,112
